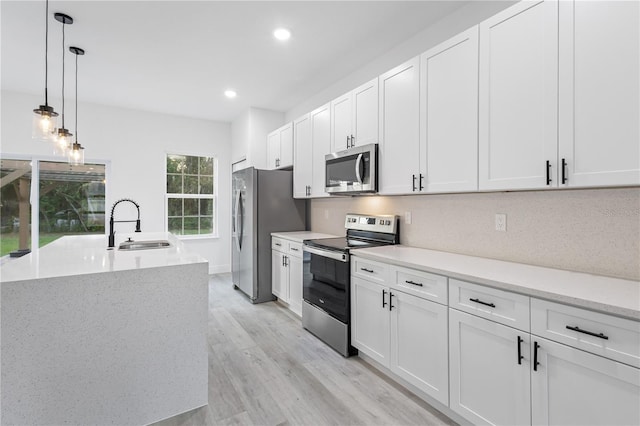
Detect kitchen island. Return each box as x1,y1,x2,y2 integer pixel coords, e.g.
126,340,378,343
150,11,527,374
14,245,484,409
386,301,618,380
1,232,209,425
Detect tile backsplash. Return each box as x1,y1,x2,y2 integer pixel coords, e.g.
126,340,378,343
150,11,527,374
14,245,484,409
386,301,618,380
309,187,640,281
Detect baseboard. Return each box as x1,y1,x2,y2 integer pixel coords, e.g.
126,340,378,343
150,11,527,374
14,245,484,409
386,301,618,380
356,352,469,426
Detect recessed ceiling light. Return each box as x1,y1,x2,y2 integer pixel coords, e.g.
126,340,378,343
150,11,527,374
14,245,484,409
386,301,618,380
224,90,237,99
273,28,291,41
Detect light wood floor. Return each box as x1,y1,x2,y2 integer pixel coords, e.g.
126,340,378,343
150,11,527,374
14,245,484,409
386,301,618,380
153,274,455,426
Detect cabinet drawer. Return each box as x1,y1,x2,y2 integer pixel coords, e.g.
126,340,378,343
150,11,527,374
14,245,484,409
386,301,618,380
351,257,388,284
287,241,303,258
272,237,285,251
531,298,640,368
449,279,530,332
389,266,447,305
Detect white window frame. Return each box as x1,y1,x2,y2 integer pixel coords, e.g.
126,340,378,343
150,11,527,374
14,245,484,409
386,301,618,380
0,153,110,252
164,151,218,240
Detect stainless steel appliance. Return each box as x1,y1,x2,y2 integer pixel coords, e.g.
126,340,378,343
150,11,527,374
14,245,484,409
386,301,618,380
325,143,378,194
302,213,399,356
232,167,306,303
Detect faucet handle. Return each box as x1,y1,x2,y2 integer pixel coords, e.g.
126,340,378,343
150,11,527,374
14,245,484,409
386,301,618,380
126,237,133,242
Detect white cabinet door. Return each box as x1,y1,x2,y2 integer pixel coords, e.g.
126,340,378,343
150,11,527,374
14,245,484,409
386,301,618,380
271,250,287,301
267,130,280,170
331,93,352,153
352,77,378,148
479,0,558,190
449,309,531,425
351,276,390,367
420,26,479,193
558,0,640,187
279,123,293,168
310,103,331,198
293,114,312,199
531,337,640,426
390,291,449,406
379,56,421,195
288,254,303,317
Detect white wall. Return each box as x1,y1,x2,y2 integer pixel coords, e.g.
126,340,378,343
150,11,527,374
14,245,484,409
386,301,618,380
1,90,231,274
285,0,516,121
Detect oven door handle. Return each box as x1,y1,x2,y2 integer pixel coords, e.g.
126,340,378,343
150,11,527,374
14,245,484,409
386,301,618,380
303,245,348,262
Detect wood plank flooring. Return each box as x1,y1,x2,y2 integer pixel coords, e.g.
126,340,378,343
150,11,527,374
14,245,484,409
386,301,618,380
152,274,455,426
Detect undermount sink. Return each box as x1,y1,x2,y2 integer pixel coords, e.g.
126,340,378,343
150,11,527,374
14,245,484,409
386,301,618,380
118,239,171,251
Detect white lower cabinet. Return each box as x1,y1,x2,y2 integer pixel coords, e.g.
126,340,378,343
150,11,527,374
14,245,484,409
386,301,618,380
449,308,532,425
351,273,449,405
271,237,303,316
531,336,640,426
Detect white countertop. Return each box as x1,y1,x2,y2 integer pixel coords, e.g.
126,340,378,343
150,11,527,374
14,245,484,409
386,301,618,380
353,245,640,320
0,232,207,283
271,231,339,243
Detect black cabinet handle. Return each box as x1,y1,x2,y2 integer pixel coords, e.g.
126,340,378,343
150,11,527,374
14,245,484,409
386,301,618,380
566,325,608,340
533,341,540,371
561,158,567,184
389,292,395,311
419,174,424,191
382,289,387,308
546,160,552,185
405,280,423,287
469,298,495,308
517,336,524,365
275,243,281,246
351,135,355,148
412,174,417,191
282,255,285,266
290,247,299,252
360,268,374,273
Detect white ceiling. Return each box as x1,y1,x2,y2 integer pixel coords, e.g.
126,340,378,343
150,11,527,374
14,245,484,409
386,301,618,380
2,1,469,122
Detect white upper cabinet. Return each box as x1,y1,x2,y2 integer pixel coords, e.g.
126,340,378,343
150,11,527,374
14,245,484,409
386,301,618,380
478,0,559,190
379,57,421,195
330,78,379,153
266,122,293,170
310,103,331,198
558,0,640,187
293,114,313,198
420,26,479,193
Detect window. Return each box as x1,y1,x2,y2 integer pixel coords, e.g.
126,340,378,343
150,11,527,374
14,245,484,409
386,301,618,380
166,154,216,237
0,157,106,257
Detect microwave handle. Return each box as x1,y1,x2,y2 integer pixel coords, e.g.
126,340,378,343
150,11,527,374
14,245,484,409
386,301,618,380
355,153,364,185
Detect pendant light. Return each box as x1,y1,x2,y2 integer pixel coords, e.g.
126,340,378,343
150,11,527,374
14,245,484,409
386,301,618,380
53,12,73,156
32,0,58,141
68,46,85,165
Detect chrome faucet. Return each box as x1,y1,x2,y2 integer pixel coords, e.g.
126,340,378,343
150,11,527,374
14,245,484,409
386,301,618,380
108,198,141,249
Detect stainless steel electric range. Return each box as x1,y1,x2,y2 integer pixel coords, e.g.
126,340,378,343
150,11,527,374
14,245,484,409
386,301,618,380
302,213,399,357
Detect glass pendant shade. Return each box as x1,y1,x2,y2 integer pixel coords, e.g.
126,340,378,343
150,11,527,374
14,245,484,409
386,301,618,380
53,128,72,156
68,142,84,165
32,107,58,141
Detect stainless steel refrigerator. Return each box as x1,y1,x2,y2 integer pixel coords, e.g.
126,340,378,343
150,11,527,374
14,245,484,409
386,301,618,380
232,167,306,303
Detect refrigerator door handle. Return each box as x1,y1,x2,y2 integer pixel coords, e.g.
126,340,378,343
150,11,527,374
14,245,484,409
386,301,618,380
235,190,242,251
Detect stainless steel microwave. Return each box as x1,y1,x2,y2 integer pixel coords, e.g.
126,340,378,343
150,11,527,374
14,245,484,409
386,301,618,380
325,143,377,194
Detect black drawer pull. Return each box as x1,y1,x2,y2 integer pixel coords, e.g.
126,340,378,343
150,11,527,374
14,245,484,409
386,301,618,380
469,298,495,308
405,280,423,287
533,341,540,371
275,243,281,246
517,336,524,365
360,268,374,273
290,247,299,251
566,325,609,340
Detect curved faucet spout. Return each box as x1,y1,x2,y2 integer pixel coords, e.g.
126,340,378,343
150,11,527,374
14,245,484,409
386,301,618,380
108,198,141,249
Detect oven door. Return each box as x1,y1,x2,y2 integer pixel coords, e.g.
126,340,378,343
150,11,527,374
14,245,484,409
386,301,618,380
302,246,349,323
325,143,377,194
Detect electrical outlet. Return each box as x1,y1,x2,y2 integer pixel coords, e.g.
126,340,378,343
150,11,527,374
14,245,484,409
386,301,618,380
405,211,412,225
495,213,506,232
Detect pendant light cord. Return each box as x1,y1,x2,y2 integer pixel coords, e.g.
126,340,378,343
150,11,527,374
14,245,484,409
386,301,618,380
74,52,78,141
44,0,49,105
61,18,66,129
